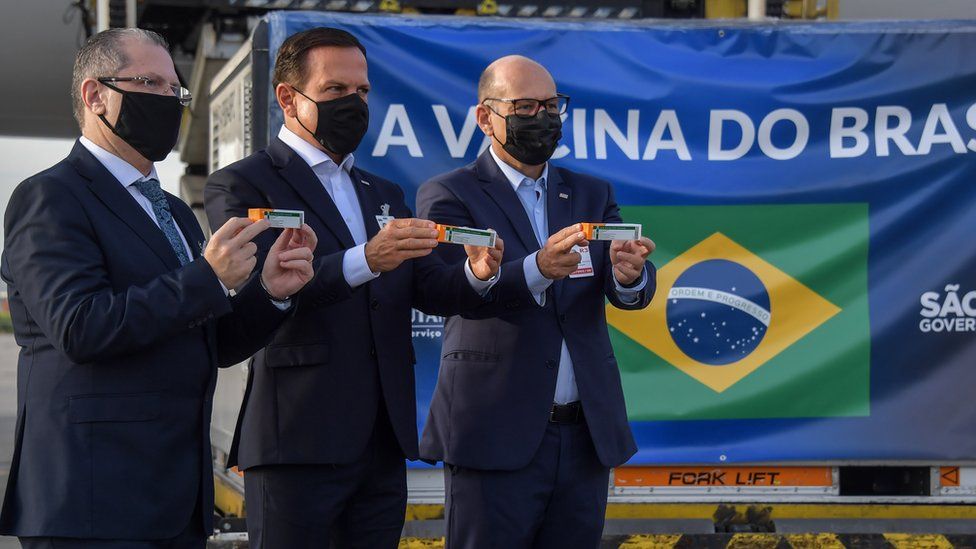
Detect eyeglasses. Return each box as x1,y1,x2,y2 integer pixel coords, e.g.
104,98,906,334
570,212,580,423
98,76,192,106
483,94,570,118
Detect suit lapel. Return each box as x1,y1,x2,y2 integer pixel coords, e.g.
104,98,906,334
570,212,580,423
350,167,382,242
546,167,574,302
475,151,541,254
545,167,573,244
268,138,356,249
70,141,181,271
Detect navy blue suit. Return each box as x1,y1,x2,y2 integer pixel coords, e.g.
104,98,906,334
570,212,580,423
417,150,655,548
204,137,527,547
0,141,291,544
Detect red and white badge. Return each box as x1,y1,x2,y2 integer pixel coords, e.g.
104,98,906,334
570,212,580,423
569,244,594,279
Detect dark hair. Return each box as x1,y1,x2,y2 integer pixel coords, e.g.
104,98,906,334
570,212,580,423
72,28,169,128
272,27,367,89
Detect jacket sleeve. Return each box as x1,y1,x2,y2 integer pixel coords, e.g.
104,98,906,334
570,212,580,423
3,176,233,364
213,272,292,368
599,180,655,310
415,179,540,319
204,166,353,316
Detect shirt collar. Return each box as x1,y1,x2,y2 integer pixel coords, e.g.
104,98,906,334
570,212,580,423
488,146,548,193
78,136,160,188
278,125,355,174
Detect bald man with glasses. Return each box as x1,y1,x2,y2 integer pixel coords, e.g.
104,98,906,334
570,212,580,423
417,55,657,548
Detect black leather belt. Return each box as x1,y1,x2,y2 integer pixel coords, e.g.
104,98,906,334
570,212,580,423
549,401,583,424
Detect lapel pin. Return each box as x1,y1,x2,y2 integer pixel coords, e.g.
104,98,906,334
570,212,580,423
361,179,371,186
559,193,569,199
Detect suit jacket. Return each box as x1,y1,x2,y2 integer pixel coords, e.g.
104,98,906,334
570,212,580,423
417,150,656,470
204,137,531,468
0,141,291,539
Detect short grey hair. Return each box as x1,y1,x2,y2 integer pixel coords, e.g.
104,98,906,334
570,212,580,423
71,28,169,128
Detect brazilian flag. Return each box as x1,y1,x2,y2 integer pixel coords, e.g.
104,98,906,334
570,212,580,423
608,204,870,421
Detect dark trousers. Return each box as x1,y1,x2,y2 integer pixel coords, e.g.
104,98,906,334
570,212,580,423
243,407,407,549
445,420,610,549
19,497,205,549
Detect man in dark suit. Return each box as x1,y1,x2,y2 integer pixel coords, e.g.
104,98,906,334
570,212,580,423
0,29,317,548
204,28,517,548
418,55,657,548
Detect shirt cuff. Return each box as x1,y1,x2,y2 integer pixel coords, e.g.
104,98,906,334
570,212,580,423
464,259,499,296
343,244,380,288
613,266,648,305
270,298,292,311
523,252,554,306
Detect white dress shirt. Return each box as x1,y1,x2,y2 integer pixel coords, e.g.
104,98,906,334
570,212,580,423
79,137,194,259
79,137,306,309
488,147,647,404
278,125,495,293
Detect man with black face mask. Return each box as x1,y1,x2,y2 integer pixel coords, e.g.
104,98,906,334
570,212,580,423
0,28,318,548
417,55,658,548
204,28,517,548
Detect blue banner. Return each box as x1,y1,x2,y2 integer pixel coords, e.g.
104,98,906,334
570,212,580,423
266,12,976,463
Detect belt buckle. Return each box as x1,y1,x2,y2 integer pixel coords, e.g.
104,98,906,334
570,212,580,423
563,402,579,423
550,402,581,424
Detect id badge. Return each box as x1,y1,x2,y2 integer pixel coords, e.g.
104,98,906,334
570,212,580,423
375,203,395,230
569,244,594,278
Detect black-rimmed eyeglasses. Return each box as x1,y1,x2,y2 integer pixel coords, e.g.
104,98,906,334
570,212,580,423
483,94,570,118
98,76,192,106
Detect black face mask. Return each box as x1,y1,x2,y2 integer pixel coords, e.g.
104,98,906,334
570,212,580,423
98,82,183,162
495,110,563,166
293,89,369,157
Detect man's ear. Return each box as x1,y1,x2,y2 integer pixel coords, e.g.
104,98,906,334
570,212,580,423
276,83,298,118
476,104,493,136
81,79,106,116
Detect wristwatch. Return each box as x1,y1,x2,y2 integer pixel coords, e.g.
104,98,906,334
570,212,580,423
259,275,292,308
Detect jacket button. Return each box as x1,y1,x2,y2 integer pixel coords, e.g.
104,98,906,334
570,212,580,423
370,347,377,357
559,313,567,323
371,299,380,310
545,359,556,369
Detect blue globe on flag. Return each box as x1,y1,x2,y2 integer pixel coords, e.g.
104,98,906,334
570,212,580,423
666,259,771,365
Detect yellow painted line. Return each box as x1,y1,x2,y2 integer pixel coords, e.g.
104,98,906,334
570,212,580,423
884,534,954,549
786,533,846,549
787,534,846,549
212,474,246,518
405,504,445,521
728,534,782,549
605,503,719,519
618,534,682,548
398,538,445,549
771,504,976,520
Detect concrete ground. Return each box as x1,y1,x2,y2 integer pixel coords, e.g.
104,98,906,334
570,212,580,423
0,334,19,548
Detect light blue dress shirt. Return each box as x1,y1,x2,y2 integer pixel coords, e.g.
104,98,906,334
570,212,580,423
488,147,647,404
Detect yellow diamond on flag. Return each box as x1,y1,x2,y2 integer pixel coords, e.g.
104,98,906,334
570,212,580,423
607,232,841,393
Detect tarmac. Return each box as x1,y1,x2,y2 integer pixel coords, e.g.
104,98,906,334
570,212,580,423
0,334,20,549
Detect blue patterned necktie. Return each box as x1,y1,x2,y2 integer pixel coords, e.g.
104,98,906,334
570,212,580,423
131,178,191,266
